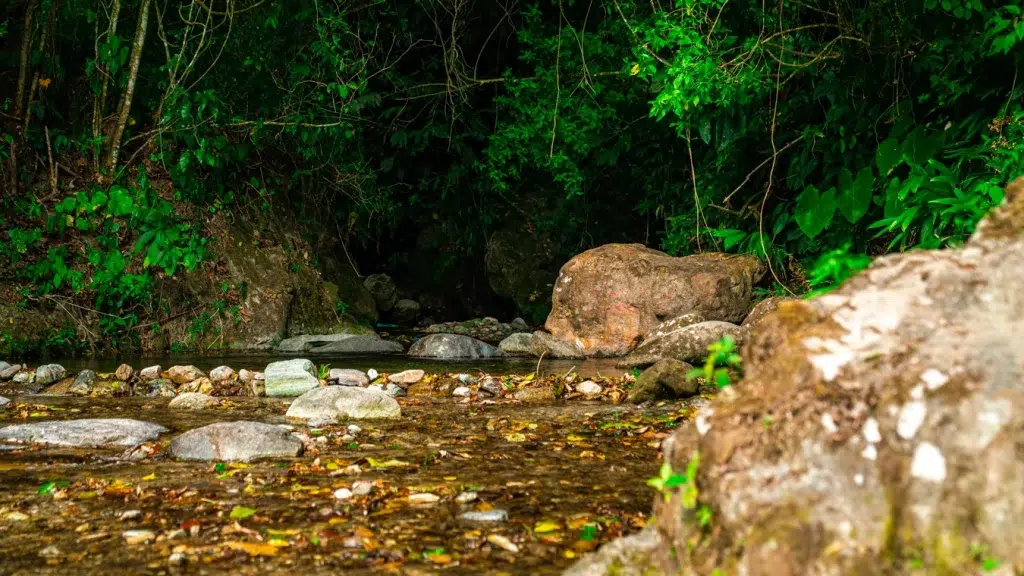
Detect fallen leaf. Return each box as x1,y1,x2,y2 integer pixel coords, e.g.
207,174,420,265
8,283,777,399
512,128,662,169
487,534,519,553
365,458,413,468
225,541,278,557
141,473,157,481
229,506,257,520
534,520,562,533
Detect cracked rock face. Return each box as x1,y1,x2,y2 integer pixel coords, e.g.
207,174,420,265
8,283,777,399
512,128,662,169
544,244,764,357
602,177,1024,576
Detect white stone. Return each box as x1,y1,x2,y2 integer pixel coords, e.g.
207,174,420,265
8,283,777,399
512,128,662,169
696,408,713,436
334,488,353,500
138,366,162,380
820,413,838,434
897,401,927,440
860,444,877,461
451,386,471,397
920,368,948,390
910,442,946,483
367,369,379,381
577,380,603,395
862,418,881,444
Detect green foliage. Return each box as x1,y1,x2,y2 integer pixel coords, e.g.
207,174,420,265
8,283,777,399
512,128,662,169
687,336,742,389
317,364,331,380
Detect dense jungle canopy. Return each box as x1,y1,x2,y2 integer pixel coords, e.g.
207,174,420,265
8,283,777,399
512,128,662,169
0,0,1022,352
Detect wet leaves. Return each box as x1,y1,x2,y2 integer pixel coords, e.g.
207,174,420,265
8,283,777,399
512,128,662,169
0,392,692,574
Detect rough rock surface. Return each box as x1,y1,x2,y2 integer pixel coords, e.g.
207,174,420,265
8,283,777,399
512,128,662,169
133,378,177,397
68,370,98,396
741,295,798,328
166,365,206,385
0,363,20,381
530,330,585,359
545,245,764,356
276,333,360,352
209,366,236,381
285,386,401,422
388,369,425,386
264,359,320,397
408,334,505,359
364,273,399,313
498,333,535,355
170,421,303,462
35,364,67,388
328,368,369,387
0,419,167,447
563,528,662,576
629,359,697,403
618,321,748,368
425,317,519,344
138,365,161,380
307,335,404,354
168,393,219,410
114,364,134,381
636,176,1024,576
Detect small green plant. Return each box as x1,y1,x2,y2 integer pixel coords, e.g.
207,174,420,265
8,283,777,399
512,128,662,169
334,300,350,315
805,244,872,298
687,336,742,389
317,363,331,380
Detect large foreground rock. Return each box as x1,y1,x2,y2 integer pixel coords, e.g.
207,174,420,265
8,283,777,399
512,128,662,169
545,245,764,356
618,321,747,368
264,359,320,397
0,419,167,447
285,386,401,422
408,334,504,359
170,421,303,462
630,176,1024,575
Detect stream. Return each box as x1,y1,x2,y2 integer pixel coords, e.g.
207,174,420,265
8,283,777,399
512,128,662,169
0,356,694,575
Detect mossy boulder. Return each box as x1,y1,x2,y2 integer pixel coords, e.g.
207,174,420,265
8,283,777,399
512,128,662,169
586,176,1024,576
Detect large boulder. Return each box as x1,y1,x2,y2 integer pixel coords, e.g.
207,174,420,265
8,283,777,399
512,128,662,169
170,421,303,462
545,245,764,357
498,333,535,355
620,176,1024,576
408,334,504,359
617,321,748,368
264,359,320,397
307,335,404,354
285,386,401,422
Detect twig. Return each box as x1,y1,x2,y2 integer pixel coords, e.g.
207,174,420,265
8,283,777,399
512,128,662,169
721,134,805,206
44,126,57,197
549,1,563,157
535,351,547,377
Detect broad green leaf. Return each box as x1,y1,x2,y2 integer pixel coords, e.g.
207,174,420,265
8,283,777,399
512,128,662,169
837,167,875,224
794,185,836,239
875,138,902,175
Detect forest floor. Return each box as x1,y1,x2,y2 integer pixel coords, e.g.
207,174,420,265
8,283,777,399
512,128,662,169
0,389,697,575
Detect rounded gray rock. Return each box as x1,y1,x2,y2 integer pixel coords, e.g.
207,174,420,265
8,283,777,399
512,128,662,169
408,334,505,359
285,385,402,422
265,359,320,397
35,364,66,387
329,368,369,387
168,392,219,410
170,421,303,462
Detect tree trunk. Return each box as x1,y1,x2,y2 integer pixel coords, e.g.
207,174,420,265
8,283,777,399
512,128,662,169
92,0,121,177
104,0,151,180
6,0,38,196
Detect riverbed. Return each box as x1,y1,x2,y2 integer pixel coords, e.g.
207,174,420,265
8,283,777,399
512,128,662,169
0,384,694,574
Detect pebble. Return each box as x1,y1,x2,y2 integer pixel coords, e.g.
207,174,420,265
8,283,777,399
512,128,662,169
138,366,161,380
367,368,379,381
457,374,479,385
39,545,61,558
455,491,478,503
459,510,508,522
120,510,143,521
383,383,406,398
479,378,503,397
352,481,374,496
388,369,425,385
333,488,353,500
452,386,471,397
487,533,519,553
347,424,362,435
168,552,188,567
209,366,236,382
0,397,9,408
408,493,440,504
123,530,156,545
578,380,603,395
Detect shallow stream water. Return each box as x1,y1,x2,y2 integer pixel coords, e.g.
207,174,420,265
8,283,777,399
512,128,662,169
0,360,692,575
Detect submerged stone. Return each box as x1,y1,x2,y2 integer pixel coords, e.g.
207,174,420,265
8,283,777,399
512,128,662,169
264,359,320,397
170,421,303,462
168,392,219,410
308,335,404,354
0,418,168,448
285,386,401,422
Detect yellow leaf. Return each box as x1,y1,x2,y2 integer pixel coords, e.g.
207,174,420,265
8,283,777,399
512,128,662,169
39,78,52,88
504,432,526,443
521,372,535,383
141,473,157,481
225,541,279,556
630,64,640,76
534,520,562,533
